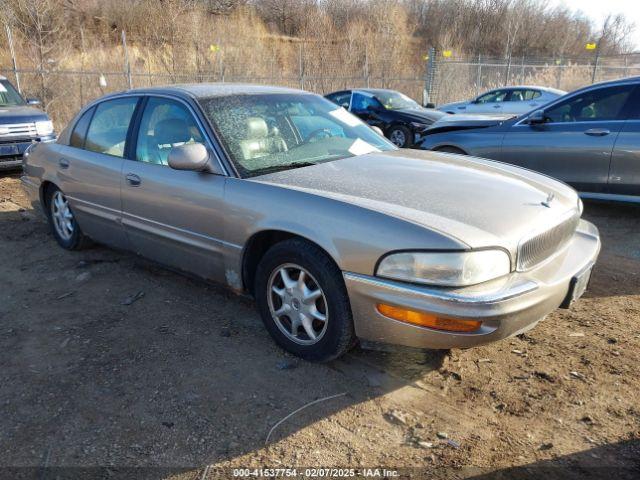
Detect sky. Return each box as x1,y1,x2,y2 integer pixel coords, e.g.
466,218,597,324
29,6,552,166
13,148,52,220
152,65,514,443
552,0,640,50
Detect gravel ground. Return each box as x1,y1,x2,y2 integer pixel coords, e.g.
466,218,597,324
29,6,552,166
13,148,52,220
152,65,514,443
0,174,638,479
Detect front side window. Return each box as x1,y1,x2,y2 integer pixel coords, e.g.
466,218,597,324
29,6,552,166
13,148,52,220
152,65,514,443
136,97,205,165
374,91,421,110
0,80,25,107
476,90,508,104
350,92,383,113
85,97,139,157
544,85,634,123
199,93,395,178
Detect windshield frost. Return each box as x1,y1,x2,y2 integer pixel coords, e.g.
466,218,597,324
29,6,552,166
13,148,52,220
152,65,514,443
199,93,396,177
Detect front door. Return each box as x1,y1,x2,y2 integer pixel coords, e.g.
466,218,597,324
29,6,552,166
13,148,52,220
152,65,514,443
499,84,635,192
120,96,228,283
465,89,507,114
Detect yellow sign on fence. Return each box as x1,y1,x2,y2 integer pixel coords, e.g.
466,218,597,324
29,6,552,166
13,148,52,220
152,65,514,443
209,44,220,53
442,50,453,58
585,43,597,50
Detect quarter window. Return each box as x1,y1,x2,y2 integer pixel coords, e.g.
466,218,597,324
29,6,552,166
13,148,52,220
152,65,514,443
135,97,205,165
70,107,94,148
544,85,634,123
85,97,139,157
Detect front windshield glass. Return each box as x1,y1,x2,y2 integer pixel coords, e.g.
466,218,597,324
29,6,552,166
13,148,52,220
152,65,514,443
200,93,396,178
375,91,421,110
0,80,26,107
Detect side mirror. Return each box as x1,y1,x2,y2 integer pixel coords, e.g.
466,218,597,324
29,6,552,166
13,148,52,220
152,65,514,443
425,102,436,109
26,98,41,106
371,126,384,136
168,143,220,173
526,109,546,125
340,102,349,109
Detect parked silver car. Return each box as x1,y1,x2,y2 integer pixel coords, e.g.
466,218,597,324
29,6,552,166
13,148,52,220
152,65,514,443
438,85,565,115
21,84,600,361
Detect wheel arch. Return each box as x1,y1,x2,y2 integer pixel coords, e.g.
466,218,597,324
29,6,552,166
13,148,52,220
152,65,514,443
432,144,469,155
241,229,339,296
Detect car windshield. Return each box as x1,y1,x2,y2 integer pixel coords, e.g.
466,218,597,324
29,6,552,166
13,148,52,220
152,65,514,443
199,93,396,177
0,80,26,107
375,91,421,110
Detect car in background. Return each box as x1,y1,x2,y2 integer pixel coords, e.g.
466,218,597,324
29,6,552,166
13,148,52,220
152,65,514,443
21,84,599,361
437,86,565,115
325,88,444,147
0,76,55,171
421,77,640,202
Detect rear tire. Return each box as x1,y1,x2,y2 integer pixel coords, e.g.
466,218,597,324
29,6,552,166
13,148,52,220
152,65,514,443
387,125,413,148
46,186,90,250
254,238,356,362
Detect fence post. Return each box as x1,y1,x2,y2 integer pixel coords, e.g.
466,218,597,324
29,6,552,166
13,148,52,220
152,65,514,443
364,45,370,88
504,53,512,86
476,53,482,97
519,55,525,83
591,48,600,84
121,30,133,89
298,42,305,90
4,24,21,94
423,46,436,106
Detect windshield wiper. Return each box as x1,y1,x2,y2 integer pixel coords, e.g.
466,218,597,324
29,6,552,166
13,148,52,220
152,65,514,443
250,161,317,176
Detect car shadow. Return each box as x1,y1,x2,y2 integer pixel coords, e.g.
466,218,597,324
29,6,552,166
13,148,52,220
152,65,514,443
467,439,640,480
0,205,450,473
581,200,640,299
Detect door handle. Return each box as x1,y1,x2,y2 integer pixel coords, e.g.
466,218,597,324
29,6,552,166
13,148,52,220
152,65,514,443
58,158,69,169
493,105,501,108
125,173,141,186
584,128,610,137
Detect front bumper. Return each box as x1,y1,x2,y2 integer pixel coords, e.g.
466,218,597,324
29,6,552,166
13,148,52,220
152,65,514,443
0,137,54,170
344,219,600,349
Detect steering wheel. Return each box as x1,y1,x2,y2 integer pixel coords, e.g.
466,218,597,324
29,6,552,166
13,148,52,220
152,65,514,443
305,128,333,143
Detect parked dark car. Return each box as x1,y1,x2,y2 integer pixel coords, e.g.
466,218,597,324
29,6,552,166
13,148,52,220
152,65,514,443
325,88,444,147
0,76,55,171
420,77,640,202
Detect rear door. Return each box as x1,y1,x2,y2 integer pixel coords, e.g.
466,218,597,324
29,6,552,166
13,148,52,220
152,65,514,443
499,84,635,192
609,86,640,196
120,95,229,283
55,96,140,249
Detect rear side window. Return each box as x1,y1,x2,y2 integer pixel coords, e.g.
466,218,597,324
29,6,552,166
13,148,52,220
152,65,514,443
69,107,94,148
85,97,139,157
545,85,634,123
326,92,351,109
509,89,541,102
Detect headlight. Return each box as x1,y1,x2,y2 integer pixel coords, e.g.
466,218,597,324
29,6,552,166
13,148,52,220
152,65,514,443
376,250,511,287
35,120,54,137
578,197,584,216
410,121,430,130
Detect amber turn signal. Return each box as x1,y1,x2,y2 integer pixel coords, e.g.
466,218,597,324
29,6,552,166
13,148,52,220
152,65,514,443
376,304,482,332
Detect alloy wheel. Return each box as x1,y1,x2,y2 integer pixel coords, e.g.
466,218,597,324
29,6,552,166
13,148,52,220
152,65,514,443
267,263,329,345
51,190,74,241
389,129,406,146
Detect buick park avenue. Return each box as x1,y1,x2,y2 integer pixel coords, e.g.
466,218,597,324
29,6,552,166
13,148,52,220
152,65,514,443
21,84,600,361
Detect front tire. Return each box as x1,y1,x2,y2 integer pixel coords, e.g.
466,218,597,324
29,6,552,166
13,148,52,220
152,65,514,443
46,186,90,250
254,239,356,362
387,125,413,148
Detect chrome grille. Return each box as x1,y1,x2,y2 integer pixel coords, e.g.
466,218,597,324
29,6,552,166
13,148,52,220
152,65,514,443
517,212,580,271
0,123,37,139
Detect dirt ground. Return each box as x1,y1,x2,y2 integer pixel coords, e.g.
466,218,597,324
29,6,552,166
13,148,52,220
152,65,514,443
0,174,638,479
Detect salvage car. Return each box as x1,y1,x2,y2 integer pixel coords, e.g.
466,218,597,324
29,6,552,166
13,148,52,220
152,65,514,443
437,85,565,115
0,76,55,170
325,88,444,147
21,84,600,361
422,77,640,201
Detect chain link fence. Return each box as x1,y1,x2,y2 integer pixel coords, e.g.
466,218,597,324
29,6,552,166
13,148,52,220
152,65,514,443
2,46,639,128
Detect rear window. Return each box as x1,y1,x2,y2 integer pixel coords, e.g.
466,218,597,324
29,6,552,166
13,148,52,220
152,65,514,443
70,107,94,148
85,97,139,157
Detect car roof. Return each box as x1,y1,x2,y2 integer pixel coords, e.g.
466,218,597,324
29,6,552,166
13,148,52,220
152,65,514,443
110,83,307,100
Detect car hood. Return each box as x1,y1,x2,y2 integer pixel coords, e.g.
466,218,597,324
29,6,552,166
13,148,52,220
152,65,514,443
426,113,517,134
0,105,49,124
253,150,579,258
391,107,446,124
